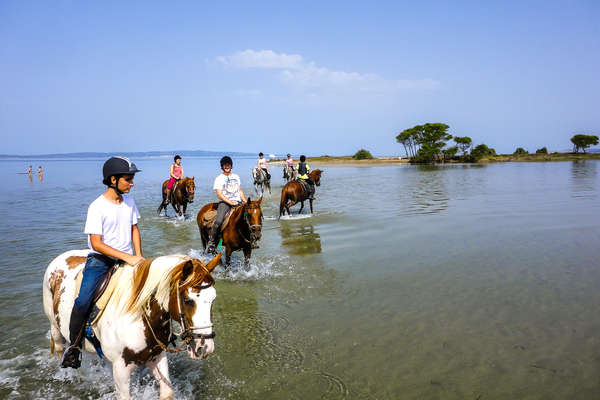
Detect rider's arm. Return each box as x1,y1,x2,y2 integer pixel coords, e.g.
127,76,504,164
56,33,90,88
216,189,237,206
180,167,184,178
89,234,145,266
169,164,175,179
132,224,143,257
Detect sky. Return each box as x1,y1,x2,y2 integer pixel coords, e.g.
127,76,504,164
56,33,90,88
1,0,599,156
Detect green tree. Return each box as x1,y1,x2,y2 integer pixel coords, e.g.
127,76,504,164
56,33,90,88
353,149,374,160
396,126,421,157
470,144,496,161
513,147,528,155
442,146,458,161
453,136,472,156
571,134,599,153
405,123,452,163
535,147,548,154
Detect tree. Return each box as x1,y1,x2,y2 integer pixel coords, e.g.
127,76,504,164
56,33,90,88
353,149,374,160
396,126,421,157
571,134,599,153
535,147,548,154
442,146,458,161
513,147,528,155
470,144,496,160
453,136,473,156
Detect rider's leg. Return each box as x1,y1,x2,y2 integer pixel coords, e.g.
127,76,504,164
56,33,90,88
308,180,315,200
262,168,271,180
165,189,171,204
62,254,114,368
206,202,231,253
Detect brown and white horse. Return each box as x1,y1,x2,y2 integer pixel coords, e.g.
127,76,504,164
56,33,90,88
279,169,323,218
157,177,196,217
43,250,221,400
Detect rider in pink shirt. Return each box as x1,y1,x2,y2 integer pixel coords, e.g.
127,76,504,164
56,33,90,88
166,155,184,204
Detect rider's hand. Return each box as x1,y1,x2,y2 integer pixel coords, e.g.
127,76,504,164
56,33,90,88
127,255,145,267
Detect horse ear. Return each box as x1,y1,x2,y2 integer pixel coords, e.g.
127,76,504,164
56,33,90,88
247,196,251,203
257,195,263,204
205,253,221,272
180,260,194,281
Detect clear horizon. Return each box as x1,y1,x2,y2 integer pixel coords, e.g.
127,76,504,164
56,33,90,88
1,1,598,156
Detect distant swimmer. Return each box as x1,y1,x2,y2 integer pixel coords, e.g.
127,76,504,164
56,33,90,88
38,166,43,181
27,165,33,175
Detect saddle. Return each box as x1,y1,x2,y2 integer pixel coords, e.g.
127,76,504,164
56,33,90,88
296,178,311,192
201,206,237,232
74,265,124,325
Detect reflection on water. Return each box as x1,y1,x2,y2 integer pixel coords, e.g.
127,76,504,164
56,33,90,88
399,165,449,215
570,160,597,199
279,219,322,254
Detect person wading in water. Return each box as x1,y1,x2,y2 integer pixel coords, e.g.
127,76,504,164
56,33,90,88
61,156,144,369
206,156,247,254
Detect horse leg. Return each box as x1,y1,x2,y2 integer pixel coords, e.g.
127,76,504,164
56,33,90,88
309,199,314,214
183,202,188,216
225,247,232,267
298,201,304,214
112,357,138,400
243,246,251,270
50,322,65,358
147,352,174,400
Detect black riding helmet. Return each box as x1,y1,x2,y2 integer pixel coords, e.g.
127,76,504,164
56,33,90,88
102,156,142,189
220,156,233,168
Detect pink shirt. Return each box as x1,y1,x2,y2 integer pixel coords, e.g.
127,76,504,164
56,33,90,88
286,158,294,166
258,158,267,168
172,164,183,178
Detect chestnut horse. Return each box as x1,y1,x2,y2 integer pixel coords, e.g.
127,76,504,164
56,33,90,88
279,169,322,218
196,197,263,267
157,177,195,217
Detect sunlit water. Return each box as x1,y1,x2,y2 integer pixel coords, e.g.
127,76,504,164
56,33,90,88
1,158,599,399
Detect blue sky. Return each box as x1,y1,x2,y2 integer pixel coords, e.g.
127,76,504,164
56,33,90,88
1,0,599,156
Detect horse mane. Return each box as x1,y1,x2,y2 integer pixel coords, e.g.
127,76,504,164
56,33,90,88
104,256,198,317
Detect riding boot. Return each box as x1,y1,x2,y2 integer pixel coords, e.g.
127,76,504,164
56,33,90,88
61,308,87,368
165,189,171,204
206,224,219,254
308,181,315,200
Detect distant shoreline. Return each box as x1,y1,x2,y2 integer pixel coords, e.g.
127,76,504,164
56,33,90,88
269,153,600,166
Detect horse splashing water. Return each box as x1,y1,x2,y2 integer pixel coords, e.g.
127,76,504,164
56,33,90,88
196,197,263,267
279,169,323,218
157,177,195,217
43,251,221,400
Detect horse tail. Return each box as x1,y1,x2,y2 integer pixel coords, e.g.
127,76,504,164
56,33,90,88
279,188,287,218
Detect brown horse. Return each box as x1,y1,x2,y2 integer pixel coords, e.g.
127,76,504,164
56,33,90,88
157,177,195,217
279,169,322,218
196,197,263,267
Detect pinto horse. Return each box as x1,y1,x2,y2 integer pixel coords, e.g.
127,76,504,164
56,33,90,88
157,177,195,217
43,251,221,400
196,197,263,267
279,169,323,218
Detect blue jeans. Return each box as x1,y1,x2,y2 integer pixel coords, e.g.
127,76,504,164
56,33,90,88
68,253,116,344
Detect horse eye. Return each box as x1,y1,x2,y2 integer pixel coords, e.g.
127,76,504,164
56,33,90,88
184,298,194,305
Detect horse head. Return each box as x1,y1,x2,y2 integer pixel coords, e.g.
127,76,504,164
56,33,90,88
169,253,220,360
183,177,195,203
310,169,323,186
244,196,263,244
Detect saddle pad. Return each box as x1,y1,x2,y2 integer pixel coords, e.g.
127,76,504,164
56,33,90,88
74,266,126,325
202,207,235,231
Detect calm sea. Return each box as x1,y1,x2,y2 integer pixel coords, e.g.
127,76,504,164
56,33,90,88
1,158,599,399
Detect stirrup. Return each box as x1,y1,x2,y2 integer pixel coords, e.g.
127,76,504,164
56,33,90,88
206,242,216,255
61,345,82,369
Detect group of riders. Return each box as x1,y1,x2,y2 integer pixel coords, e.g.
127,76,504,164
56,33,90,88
253,152,315,199
60,153,316,369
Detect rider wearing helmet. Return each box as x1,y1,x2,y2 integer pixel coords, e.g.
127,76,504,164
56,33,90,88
61,156,144,369
206,156,247,254
296,155,315,200
165,155,184,204
285,153,295,179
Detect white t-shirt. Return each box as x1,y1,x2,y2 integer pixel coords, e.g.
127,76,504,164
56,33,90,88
213,173,242,202
84,194,140,255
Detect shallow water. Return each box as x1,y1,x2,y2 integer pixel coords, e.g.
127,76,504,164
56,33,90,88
1,158,599,399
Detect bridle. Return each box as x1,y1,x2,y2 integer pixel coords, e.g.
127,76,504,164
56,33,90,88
242,204,263,246
142,271,215,356
180,179,195,203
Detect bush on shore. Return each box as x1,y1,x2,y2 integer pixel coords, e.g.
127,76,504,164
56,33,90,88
536,147,548,154
514,147,528,155
353,149,374,160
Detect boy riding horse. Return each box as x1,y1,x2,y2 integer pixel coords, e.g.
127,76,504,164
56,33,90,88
61,156,144,369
